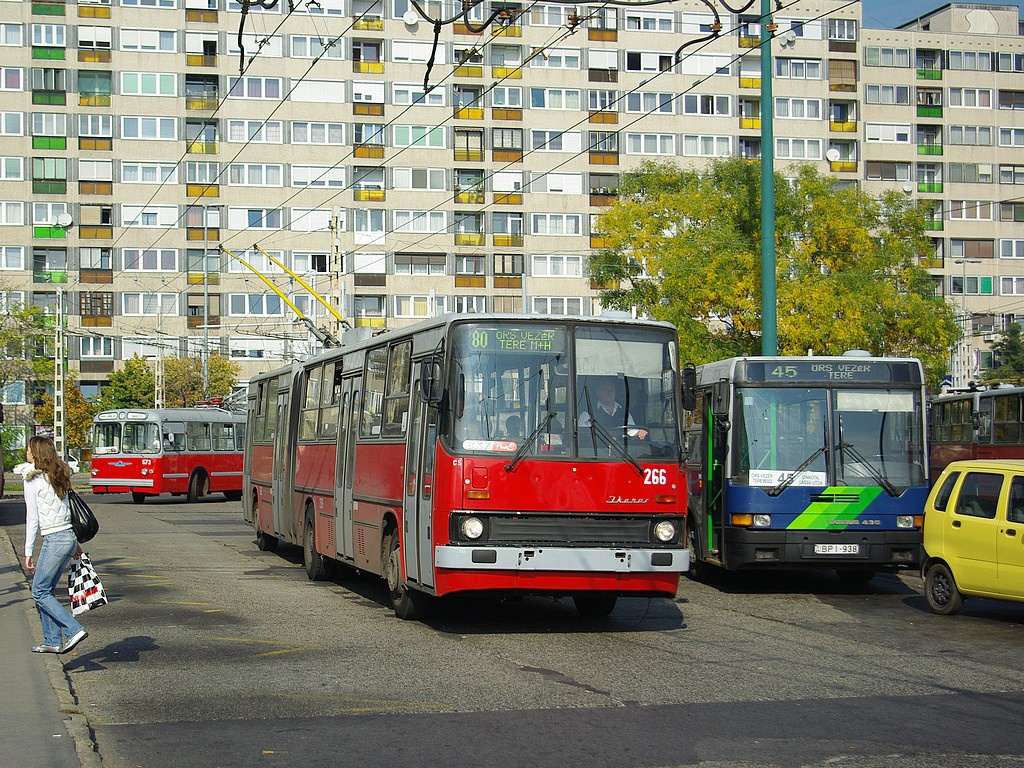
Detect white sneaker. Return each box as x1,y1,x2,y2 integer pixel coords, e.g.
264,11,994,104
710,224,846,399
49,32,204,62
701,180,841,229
60,629,88,654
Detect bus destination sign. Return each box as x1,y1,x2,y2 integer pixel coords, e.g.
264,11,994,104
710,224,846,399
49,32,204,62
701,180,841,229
468,326,566,354
739,360,921,385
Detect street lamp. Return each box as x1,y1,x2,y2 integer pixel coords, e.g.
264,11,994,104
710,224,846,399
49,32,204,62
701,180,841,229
954,257,982,387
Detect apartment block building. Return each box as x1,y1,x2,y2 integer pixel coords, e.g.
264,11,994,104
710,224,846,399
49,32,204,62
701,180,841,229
0,0,1020,423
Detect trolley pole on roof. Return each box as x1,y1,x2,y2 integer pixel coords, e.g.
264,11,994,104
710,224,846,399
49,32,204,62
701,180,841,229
760,0,778,356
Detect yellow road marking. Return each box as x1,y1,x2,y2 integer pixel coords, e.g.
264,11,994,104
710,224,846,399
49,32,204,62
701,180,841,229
213,636,319,657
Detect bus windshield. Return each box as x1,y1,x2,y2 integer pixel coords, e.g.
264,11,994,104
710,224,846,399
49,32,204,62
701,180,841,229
734,387,924,489
123,422,161,454
448,322,681,461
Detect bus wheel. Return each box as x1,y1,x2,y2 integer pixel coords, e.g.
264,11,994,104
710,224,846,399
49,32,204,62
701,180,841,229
685,528,704,581
132,492,147,504
186,471,208,503
383,530,424,620
925,562,964,615
252,494,277,552
303,510,327,581
223,490,242,502
836,569,875,586
572,593,617,618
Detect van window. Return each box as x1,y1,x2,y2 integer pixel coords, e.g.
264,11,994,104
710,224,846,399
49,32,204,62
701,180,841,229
1009,477,1024,524
933,471,960,511
954,472,1002,519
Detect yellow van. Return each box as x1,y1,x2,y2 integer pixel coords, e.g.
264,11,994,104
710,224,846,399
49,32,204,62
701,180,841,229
922,460,1024,614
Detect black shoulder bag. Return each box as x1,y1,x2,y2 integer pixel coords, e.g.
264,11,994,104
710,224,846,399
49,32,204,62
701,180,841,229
68,489,99,543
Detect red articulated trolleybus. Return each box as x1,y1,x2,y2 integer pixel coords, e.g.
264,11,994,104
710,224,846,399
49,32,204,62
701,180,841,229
91,407,247,503
929,385,1024,478
244,313,697,619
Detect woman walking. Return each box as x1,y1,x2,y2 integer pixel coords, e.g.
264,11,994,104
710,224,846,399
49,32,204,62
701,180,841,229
22,435,88,654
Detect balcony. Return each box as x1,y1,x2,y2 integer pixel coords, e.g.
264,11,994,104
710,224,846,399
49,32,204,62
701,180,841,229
588,69,618,83
79,137,111,150
491,66,521,79
354,316,387,328
917,68,942,80
80,225,113,239
187,313,220,329
454,106,484,120
493,234,523,247
738,36,760,48
492,23,521,36
455,275,486,288
353,17,384,30
829,120,856,132
917,105,942,118
186,273,220,285
81,314,113,328
493,149,523,162
33,270,68,283
79,269,112,284
454,148,484,162
455,190,484,204
34,225,66,238
917,143,943,156
918,182,943,193
79,181,112,195
353,143,384,158
33,181,67,194
79,4,110,17
454,64,483,77
186,54,218,67
492,108,522,121
187,227,219,241
494,192,522,205
454,22,483,35
589,151,619,165
590,235,613,248
828,40,856,54
186,141,219,154
353,61,384,74
923,220,944,231
589,111,617,124
187,184,219,197
78,93,110,107
739,117,761,130
32,136,66,150
33,90,66,106
353,103,384,116
354,189,385,201
739,77,760,89
829,160,858,173
32,1,65,15
32,47,65,60
588,28,617,42
455,233,485,246
186,96,219,110
590,192,618,206
78,49,111,63
186,8,217,21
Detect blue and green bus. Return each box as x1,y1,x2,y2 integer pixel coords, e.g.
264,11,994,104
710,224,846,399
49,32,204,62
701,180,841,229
683,353,928,582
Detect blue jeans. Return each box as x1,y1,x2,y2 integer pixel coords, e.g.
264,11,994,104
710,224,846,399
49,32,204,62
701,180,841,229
31,528,85,647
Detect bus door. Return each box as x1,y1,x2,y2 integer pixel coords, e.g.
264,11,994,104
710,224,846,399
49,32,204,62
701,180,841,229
403,378,437,589
272,385,294,541
334,377,359,562
705,382,730,564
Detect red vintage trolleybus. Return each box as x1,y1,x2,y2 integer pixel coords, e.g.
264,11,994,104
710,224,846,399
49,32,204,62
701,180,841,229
929,386,1024,478
244,313,696,619
91,407,246,503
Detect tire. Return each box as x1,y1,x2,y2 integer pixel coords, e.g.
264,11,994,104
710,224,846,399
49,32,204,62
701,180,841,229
186,471,208,503
383,530,429,620
572,593,617,618
925,562,964,615
836,569,876,586
303,511,327,581
132,491,147,504
684,527,704,581
223,489,242,502
252,494,277,552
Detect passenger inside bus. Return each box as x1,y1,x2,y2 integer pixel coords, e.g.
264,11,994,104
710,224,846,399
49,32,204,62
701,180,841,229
503,414,524,441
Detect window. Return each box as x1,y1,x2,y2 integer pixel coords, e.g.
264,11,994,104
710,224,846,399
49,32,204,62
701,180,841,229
392,167,445,191
32,24,66,48
1000,128,1024,147
0,68,22,91
866,123,911,143
80,247,112,269
33,202,68,226
682,135,730,157
531,213,581,235
226,249,281,274
532,254,582,277
78,114,111,138
393,125,445,148
948,50,992,71
122,116,176,140
949,201,991,220
865,84,910,105
827,18,856,40
352,123,383,145
950,275,993,296
81,336,113,358
290,79,345,103
291,165,344,188
292,121,345,144
394,210,446,233
950,239,994,259
0,246,23,269
395,253,446,275
949,125,992,145
999,52,1024,72
1001,202,1024,222
999,90,1024,110
122,293,178,316
530,88,581,110
1,157,25,180
227,120,283,143
31,112,66,138
353,294,385,317
589,89,616,112
775,97,821,119
0,111,22,136
227,207,282,229
228,76,281,99
1003,165,1024,185
455,296,487,314
123,248,177,271
352,81,385,104
121,162,177,183
625,51,673,73
865,46,910,67
32,156,66,183
121,72,176,97
228,294,285,316
531,130,581,152
530,4,573,26
530,172,582,194
394,295,441,318
77,26,112,51
1,24,23,47
775,58,821,79
353,209,385,242
865,162,910,181
292,252,329,273
228,163,283,186
490,45,522,67
290,35,344,59
682,94,730,116
121,28,176,52
1001,240,1024,259
492,127,523,150
492,86,521,107
494,253,524,276
948,163,994,184
121,204,178,227
949,88,992,108
0,202,23,226
392,40,443,63
492,212,523,235
185,161,219,185
392,83,445,106
1002,277,1024,295
626,132,676,155
532,296,583,315
624,10,673,31
530,47,580,69
293,209,332,232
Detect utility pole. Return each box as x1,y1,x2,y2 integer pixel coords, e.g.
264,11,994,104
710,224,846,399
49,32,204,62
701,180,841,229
759,0,778,356
53,287,65,457
202,205,210,400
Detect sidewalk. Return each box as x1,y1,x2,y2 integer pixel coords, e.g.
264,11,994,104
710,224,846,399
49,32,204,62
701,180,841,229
0,498,98,768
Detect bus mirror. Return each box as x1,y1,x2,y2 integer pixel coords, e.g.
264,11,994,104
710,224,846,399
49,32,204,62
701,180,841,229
681,364,697,411
420,357,444,405
711,380,730,418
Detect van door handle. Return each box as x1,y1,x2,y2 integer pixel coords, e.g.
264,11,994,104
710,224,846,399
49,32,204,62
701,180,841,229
952,520,961,528
1007,528,1018,537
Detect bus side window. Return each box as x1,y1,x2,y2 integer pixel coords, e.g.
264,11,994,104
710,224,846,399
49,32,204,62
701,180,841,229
212,423,234,451
187,422,211,451
300,366,322,441
383,341,412,438
361,347,387,437
319,361,340,439
235,421,246,451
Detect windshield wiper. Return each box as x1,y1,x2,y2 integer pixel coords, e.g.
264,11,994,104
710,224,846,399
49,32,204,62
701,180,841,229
767,443,829,497
504,411,554,473
581,387,644,477
837,441,899,497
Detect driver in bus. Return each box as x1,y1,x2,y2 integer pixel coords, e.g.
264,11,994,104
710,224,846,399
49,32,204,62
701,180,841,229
580,379,648,440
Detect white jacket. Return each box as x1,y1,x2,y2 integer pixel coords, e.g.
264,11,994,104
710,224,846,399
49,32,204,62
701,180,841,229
23,469,72,558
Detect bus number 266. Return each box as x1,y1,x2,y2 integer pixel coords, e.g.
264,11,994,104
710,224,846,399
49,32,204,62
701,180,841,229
644,468,667,485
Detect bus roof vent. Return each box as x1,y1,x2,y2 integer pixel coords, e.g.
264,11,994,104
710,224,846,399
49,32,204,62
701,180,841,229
841,349,872,357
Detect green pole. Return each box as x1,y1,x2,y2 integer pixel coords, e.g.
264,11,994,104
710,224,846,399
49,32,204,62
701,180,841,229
760,0,777,355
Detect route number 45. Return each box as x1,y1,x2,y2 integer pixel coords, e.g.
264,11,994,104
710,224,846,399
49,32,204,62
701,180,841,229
644,468,667,485
770,365,798,379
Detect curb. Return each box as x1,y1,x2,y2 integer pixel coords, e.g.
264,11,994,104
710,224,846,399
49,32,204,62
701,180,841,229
1,529,103,768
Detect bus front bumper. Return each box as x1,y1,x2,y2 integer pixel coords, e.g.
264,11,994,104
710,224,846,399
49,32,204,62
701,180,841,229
435,545,688,573
723,529,921,570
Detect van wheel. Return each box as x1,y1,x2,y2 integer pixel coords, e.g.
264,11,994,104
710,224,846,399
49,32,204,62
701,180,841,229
303,510,327,581
383,530,429,620
925,562,964,615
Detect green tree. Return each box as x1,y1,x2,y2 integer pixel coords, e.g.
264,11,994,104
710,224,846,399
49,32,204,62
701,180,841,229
163,355,240,407
982,323,1024,385
589,158,959,385
95,355,155,410
0,287,48,400
34,376,98,450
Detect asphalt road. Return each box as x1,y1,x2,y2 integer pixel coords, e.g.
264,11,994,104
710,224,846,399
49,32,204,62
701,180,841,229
6,494,1024,768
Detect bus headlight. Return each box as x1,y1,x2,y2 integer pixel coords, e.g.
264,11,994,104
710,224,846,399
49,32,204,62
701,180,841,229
653,520,676,542
753,514,771,528
896,515,916,529
461,516,485,540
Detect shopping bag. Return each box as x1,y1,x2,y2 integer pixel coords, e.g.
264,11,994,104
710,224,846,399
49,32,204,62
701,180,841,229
68,553,107,616
68,489,99,543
